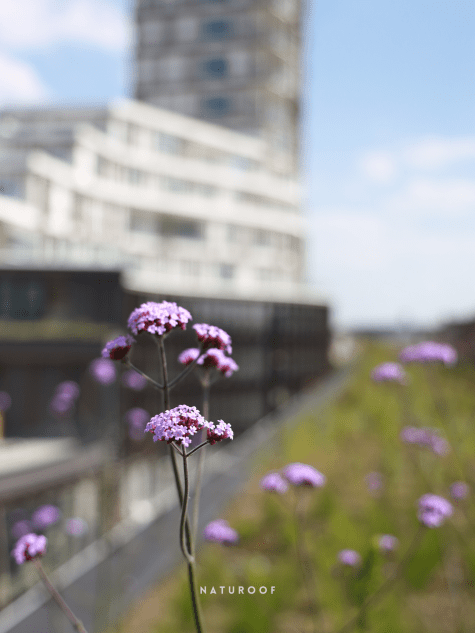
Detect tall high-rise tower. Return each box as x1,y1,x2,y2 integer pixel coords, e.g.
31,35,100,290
133,0,301,174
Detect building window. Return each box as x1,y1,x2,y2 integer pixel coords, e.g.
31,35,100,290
219,264,234,279
253,229,271,246
161,217,203,239
202,20,232,40
203,58,228,79
152,131,184,154
202,97,230,117
130,210,159,234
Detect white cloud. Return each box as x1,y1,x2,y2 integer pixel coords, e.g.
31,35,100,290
0,0,131,53
0,52,49,104
404,136,475,170
359,150,396,184
386,177,475,217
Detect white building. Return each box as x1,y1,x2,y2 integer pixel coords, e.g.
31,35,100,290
0,99,309,303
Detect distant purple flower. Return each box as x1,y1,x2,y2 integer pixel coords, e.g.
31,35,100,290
193,323,232,354
55,381,80,400
399,341,457,366
0,391,12,412
11,520,32,540
128,301,192,337
378,535,399,553
450,481,469,500
338,549,361,567
418,494,453,528
400,426,449,456
203,520,239,545
126,407,150,427
65,518,88,537
197,349,239,377
102,335,135,361
145,404,233,448
260,472,289,494
371,362,406,384
365,471,384,493
49,382,80,416
122,369,147,391
89,358,116,385
178,348,200,366
216,355,239,378
283,463,326,488
12,533,48,564
31,505,61,529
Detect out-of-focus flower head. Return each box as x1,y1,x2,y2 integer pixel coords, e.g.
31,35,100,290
11,520,33,540
65,518,88,537
399,341,457,366
0,391,12,412
12,533,47,565
193,323,232,354
283,463,326,488
102,335,135,361
128,301,192,337
31,505,61,529
145,404,233,448
371,362,406,384
450,481,469,500
197,349,239,378
203,519,239,545
378,534,399,553
49,380,80,416
126,407,149,441
89,358,117,385
365,471,384,494
338,549,361,567
178,348,201,366
260,472,289,494
400,426,449,456
417,494,453,528
121,369,147,391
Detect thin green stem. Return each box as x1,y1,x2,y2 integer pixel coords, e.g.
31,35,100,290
180,452,195,564
168,351,203,389
122,358,163,390
192,375,210,543
293,492,318,633
33,559,88,633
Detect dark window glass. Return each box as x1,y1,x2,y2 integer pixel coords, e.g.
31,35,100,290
204,58,228,78
203,20,231,39
203,97,230,117
219,264,234,279
161,217,203,239
1,279,45,320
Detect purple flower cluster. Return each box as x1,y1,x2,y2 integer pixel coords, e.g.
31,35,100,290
11,520,33,540
12,533,48,564
193,323,232,354
378,534,399,552
400,426,449,455
32,505,61,529
260,472,289,494
365,471,385,494
178,348,201,366
126,407,150,441
102,335,135,361
203,520,239,545
49,381,80,416
399,341,457,366
283,463,326,488
89,358,117,385
128,301,192,337
179,348,239,378
65,518,88,537
0,391,12,412
145,405,233,448
122,369,147,391
371,362,406,384
417,494,453,528
338,549,361,567
450,481,469,500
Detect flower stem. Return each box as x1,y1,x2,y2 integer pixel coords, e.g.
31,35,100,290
122,359,163,390
192,374,210,543
33,559,88,633
293,492,319,633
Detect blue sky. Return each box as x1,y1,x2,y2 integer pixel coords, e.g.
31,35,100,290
1,0,474,329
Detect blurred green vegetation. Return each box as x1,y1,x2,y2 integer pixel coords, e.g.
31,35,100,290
109,340,475,633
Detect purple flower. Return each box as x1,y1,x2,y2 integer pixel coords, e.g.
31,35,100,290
0,391,12,412
283,463,326,488
215,355,239,378
178,348,201,366
197,349,239,377
49,382,80,416
31,505,61,529
102,335,135,361
89,358,117,385
260,472,289,494
128,301,192,337
12,533,48,564
145,405,233,449
399,341,457,366
378,534,399,552
203,520,239,545
193,323,232,354
338,549,361,567
365,471,384,493
417,494,453,528
400,426,449,456
126,407,150,427
55,381,80,400
65,518,88,537
450,481,469,500
371,362,406,384
11,520,33,540
122,369,147,391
